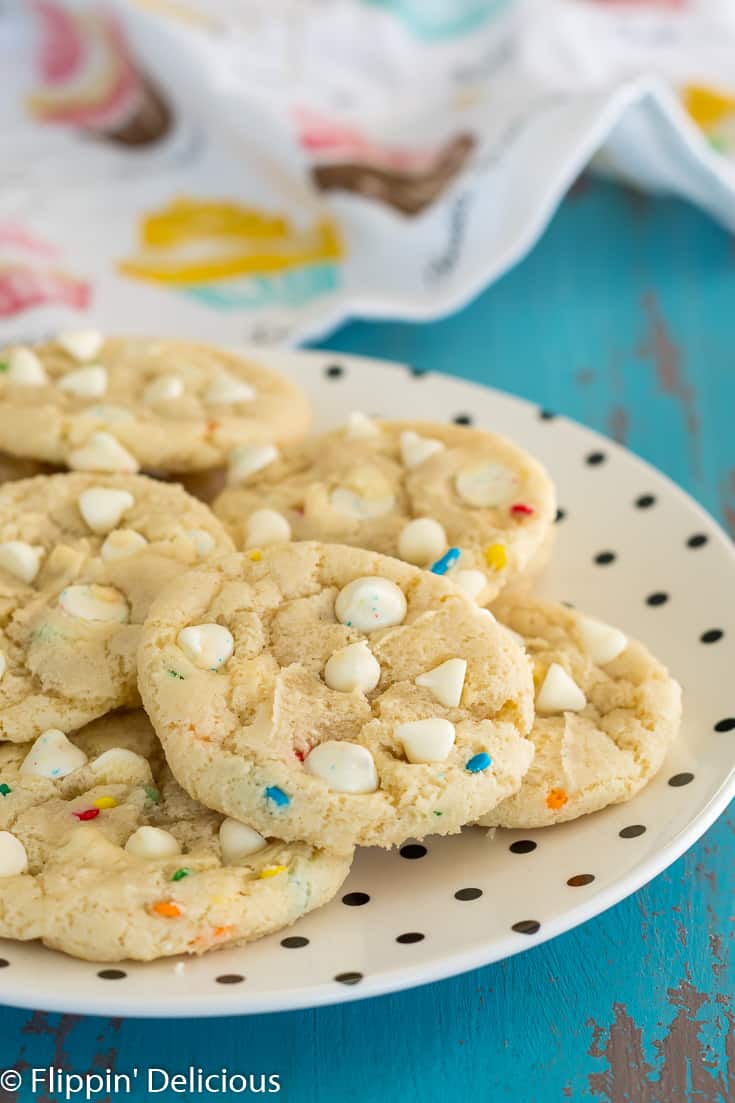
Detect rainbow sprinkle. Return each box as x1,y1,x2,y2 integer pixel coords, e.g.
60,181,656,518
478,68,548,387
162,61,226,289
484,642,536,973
152,900,181,918
145,786,161,804
510,503,534,517
166,668,185,681
484,543,507,571
259,864,287,879
171,868,192,882
73,808,100,821
0,783,11,797
265,785,290,808
430,547,461,575
93,796,117,810
546,788,568,810
465,752,492,773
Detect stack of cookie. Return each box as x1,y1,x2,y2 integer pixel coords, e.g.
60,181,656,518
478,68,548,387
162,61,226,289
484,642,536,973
0,334,682,963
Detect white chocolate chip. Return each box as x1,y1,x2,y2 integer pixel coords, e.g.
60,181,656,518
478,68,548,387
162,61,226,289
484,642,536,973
69,432,139,473
452,569,487,601
324,640,381,693
345,411,380,440
219,818,267,863
227,444,278,485
58,365,107,398
396,718,456,764
398,518,447,565
125,826,181,859
335,576,407,632
59,584,130,623
455,462,518,507
415,658,467,708
0,541,44,584
178,624,234,669
305,741,379,793
577,615,627,665
143,375,183,405
400,430,444,469
7,347,47,385
536,663,587,714
0,832,27,877
245,509,291,548
20,729,88,779
100,530,148,561
186,529,215,557
206,376,255,405
57,328,104,362
90,747,150,782
330,487,395,520
78,488,135,534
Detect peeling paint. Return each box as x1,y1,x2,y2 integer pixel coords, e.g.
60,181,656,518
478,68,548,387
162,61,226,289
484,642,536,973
638,291,701,477
588,980,735,1102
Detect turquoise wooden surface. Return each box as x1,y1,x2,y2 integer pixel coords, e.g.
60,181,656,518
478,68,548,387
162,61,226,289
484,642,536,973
2,176,734,1102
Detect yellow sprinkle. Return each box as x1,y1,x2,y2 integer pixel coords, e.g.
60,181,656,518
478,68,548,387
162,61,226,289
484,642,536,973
93,796,118,809
484,543,507,571
248,549,262,561
259,864,286,879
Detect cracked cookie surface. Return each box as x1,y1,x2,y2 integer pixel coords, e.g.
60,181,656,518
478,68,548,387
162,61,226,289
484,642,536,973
0,336,310,473
0,711,351,961
0,473,233,741
138,542,536,849
213,418,555,605
479,596,682,828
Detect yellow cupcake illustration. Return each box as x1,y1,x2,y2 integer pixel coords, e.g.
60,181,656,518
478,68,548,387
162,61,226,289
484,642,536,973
119,197,344,309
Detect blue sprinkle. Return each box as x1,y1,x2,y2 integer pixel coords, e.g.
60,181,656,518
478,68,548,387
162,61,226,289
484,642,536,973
466,752,492,774
430,547,461,576
265,785,290,808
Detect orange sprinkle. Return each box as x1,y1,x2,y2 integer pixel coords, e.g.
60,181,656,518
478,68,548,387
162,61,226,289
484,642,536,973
484,543,507,571
152,900,181,919
259,864,286,879
546,788,568,811
212,925,234,938
248,549,262,562
93,796,117,810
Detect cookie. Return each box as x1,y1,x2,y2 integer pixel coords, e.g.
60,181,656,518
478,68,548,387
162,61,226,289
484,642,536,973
213,417,556,605
0,335,311,474
0,473,233,742
138,542,535,850
479,596,682,828
0,711,352,962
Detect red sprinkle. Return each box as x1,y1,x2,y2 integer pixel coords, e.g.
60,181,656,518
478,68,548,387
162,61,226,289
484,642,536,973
73,808,100,821
510,503,534,517
294,748,306,762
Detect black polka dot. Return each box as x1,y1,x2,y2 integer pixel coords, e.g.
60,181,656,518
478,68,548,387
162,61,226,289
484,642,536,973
396,932,425,944
715,718,735,733
701,629,724,644
281,936,309,949
635,494,656,509
669,772,694,787
324,363,345,378
619,825,646,838
586,451,606,466
335,972,363,986
646,592,669,607
512,920,540,935
216,974,245,985
555,508,566,524
0,958,9,968
400,844,427,860
454,887,482,901
97,969,126,980
687,533,709,549
594,551,616,566
567,874,595,887
342,892,370,906
509,839,537,854
409,366,427,377
452,414,473,426
539,409,556,421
